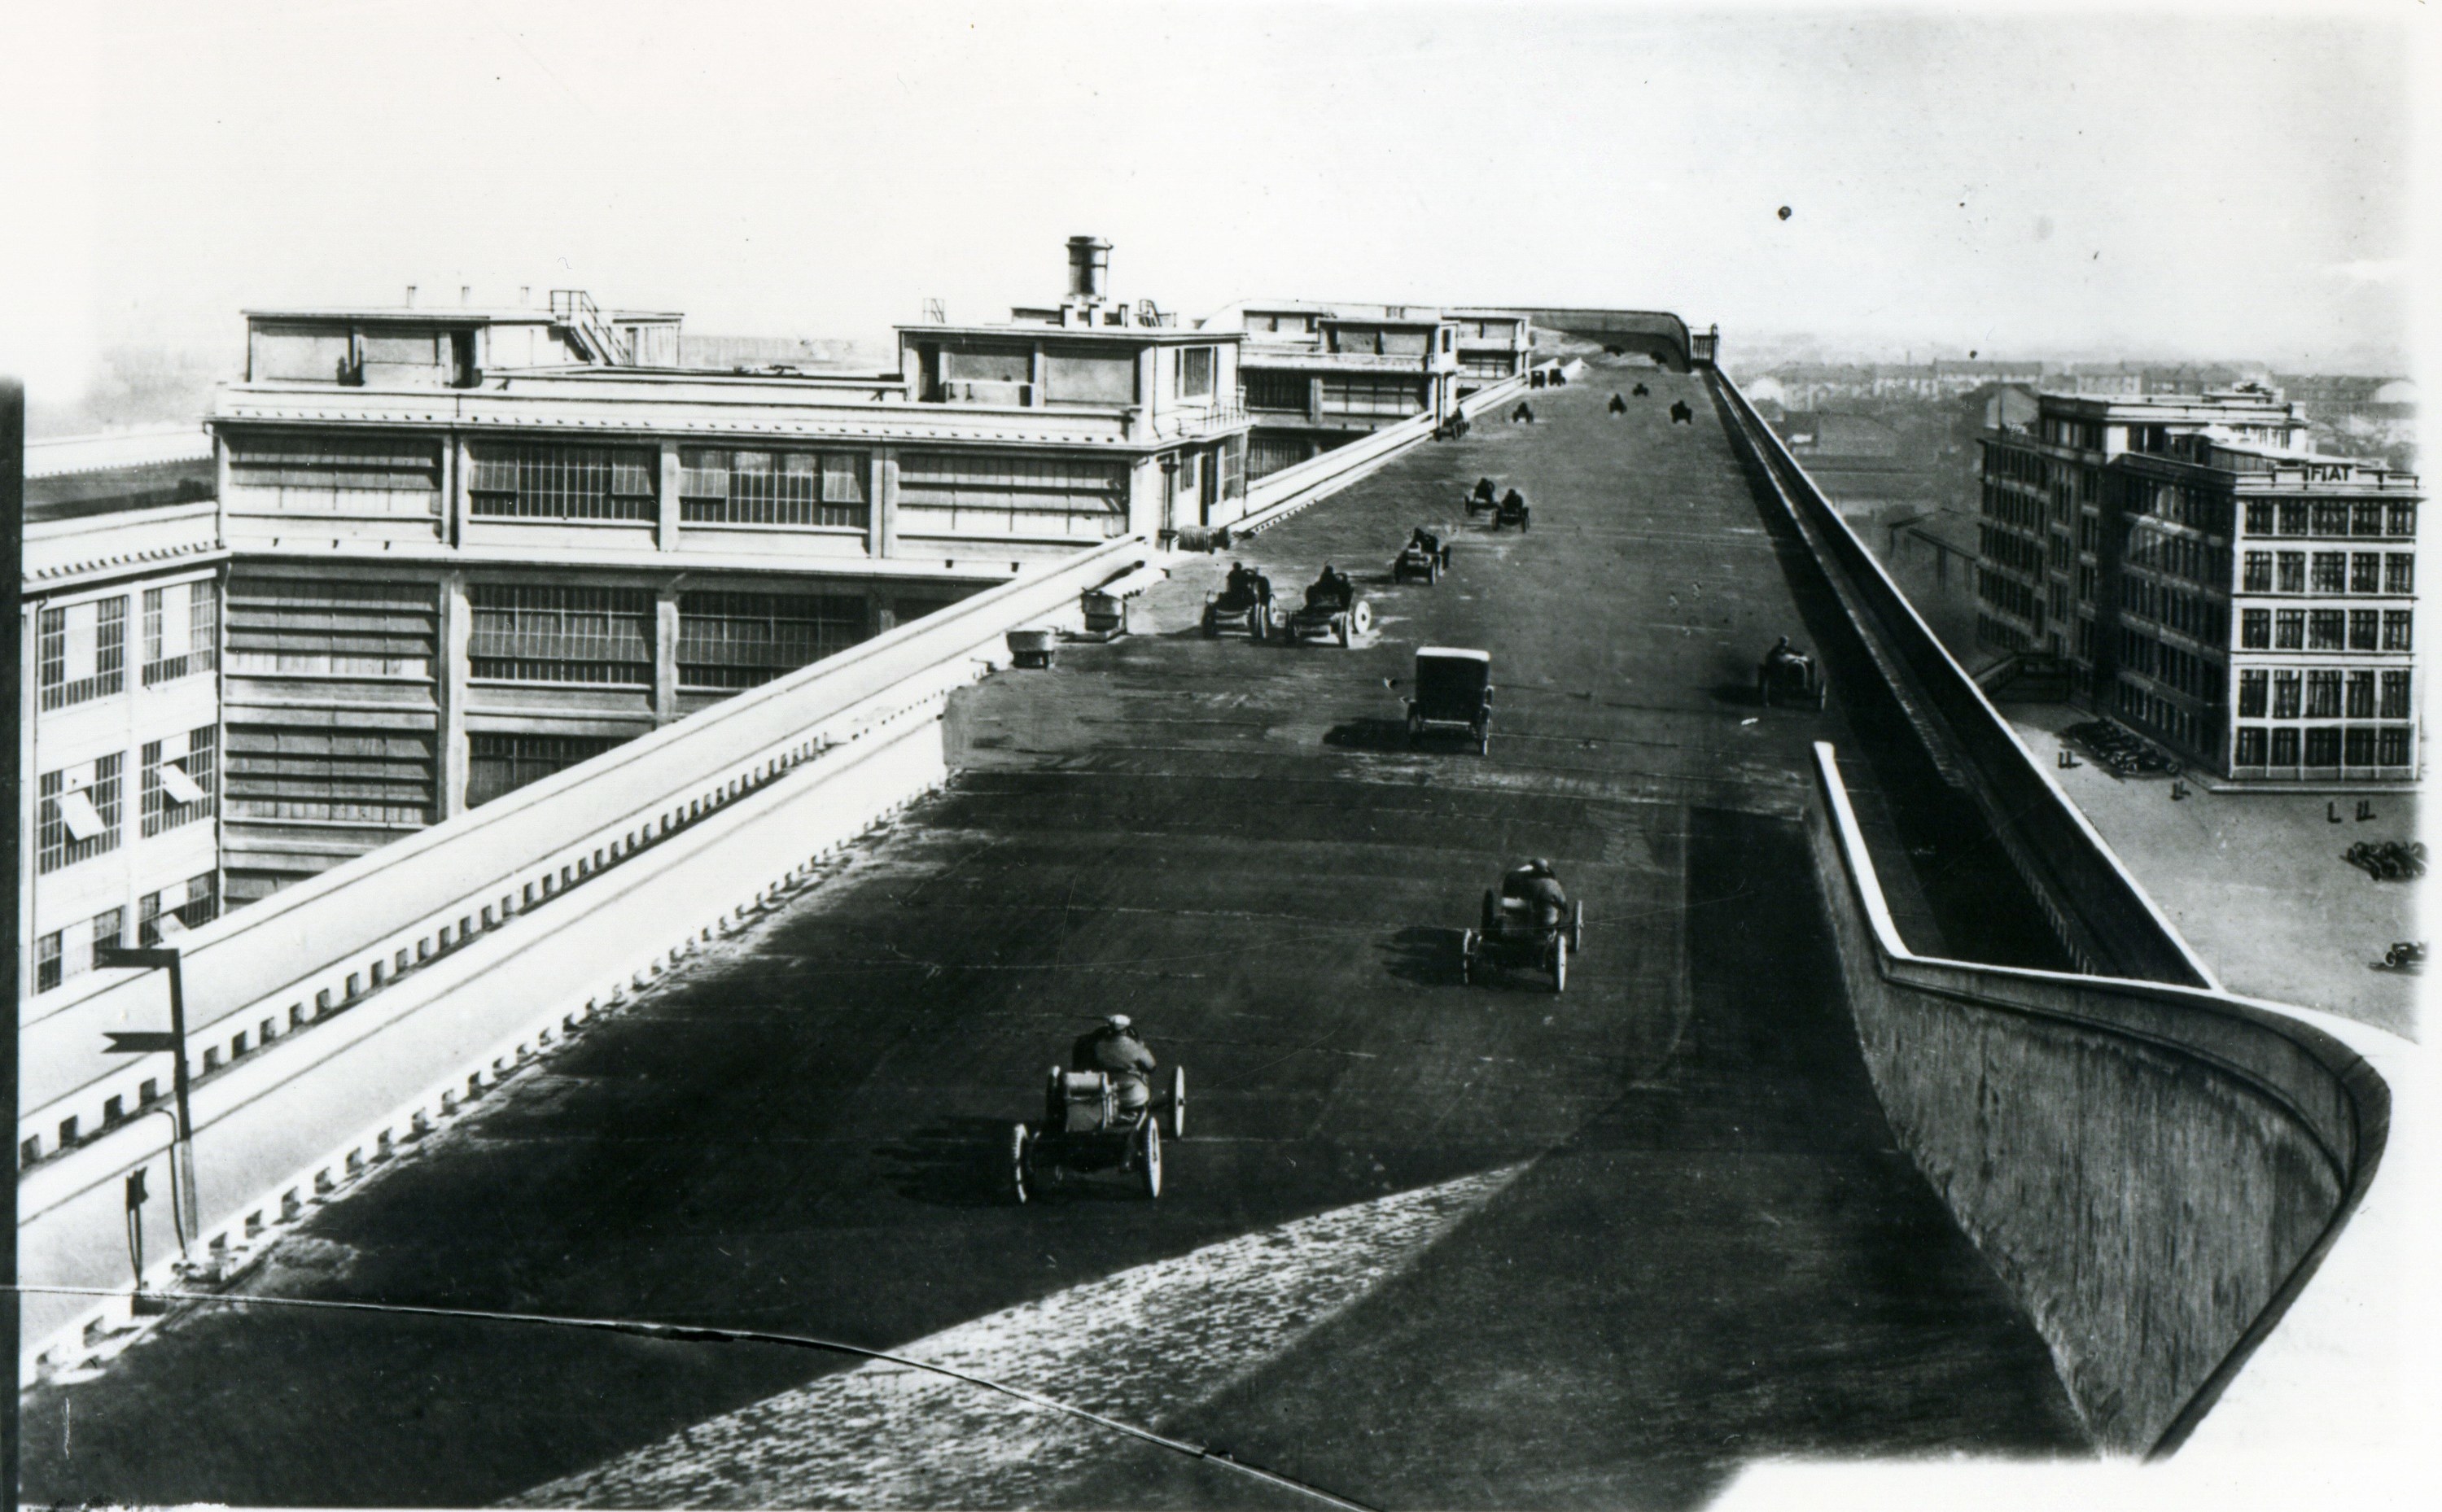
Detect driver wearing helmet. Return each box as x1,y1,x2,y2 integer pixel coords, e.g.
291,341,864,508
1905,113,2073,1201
1500,858,1569,929
1073,1013,1158,1112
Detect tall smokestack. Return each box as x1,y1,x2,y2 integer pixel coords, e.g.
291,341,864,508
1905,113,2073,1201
1066,236,1111,302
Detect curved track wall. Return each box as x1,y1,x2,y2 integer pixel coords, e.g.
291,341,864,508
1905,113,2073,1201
1805,741,2387,1453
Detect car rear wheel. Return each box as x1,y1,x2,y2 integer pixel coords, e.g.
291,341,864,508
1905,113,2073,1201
1570,901,1585,952
1169,1066,1188,1140
1140,1120,1163,1200
1552,936,1569,994
1009,1124,1033,1204
1201,606,1218,637
1408,710,1423,746
1458,929,1477,984
1476,723,1490,756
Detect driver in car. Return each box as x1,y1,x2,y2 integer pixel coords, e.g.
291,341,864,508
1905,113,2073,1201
1473,477,1498,507
1767,636,1812,672
1500,858,1569,929
1073,1013,1158,1112
1305,565,1350,611
1410,527,1441,557
1500,487,1527,513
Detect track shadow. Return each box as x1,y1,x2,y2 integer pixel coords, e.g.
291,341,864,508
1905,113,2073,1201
1708,680,1765,708
872,1114,1026,1208
1377,924,1464,986
1323,718,1415,752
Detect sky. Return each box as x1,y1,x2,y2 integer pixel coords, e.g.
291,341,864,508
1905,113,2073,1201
0,0,2431,402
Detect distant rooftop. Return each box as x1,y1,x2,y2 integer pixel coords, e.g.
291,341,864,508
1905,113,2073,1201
24,423,212,480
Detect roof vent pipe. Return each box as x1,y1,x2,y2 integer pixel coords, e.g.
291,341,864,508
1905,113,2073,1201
405,285,418,308
1066,236,1111,302
461,285,471,305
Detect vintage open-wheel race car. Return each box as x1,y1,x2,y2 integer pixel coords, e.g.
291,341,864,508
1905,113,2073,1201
1757,645,1827,709
1459,887,1583,994
1284,592,1372,647
1392,531,1455,585
1009,1064,1187,1203
1492,492,1531,532
1201,579,1273,640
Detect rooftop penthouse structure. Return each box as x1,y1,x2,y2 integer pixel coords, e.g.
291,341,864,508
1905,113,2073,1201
1206,299,1531,479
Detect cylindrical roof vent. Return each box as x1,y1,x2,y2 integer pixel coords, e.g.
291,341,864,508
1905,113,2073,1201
1066,236,1111,300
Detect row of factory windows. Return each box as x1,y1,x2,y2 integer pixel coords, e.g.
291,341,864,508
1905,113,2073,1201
1980,483,2046,533
1978,524,2042,577
2116,684,2206,754
33,727,220,876
31,874,222,995
465,584,871,688
2117,576,2229,645
2111,475,2234,536
229,434,1142,535
1986,465,2420,548
1976,569,2038,623
2231,725,2416,770
2116,634,2219,705
2240,499,2418,540
2236,608,2414,652
2124,526,2227,588
2236,668,2415,721
35,582,220,713
2241,550,2414,595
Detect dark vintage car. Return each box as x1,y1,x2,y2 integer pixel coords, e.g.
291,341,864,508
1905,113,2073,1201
1757,643,1826,709
1009,1064,1186,1202
1406,646,1493,754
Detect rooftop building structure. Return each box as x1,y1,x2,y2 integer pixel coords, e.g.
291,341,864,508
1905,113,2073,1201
1977,385,2423,782
1206,299,1530,479
206,238,1251,900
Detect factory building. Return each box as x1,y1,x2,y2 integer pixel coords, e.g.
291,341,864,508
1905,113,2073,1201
208,237,1250,899
1977,386,2422,782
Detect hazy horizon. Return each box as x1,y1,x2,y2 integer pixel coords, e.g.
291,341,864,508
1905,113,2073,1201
2,0,2426,409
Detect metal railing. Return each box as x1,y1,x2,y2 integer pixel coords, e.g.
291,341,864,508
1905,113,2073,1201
549,290,633,366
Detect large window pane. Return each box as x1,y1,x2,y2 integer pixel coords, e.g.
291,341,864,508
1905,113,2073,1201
677,590,869,691
470,584,654,684
468,443,657,521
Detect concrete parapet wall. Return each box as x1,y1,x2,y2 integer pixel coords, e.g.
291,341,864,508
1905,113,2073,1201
1708,368,2214,986
1805,741,2389,1453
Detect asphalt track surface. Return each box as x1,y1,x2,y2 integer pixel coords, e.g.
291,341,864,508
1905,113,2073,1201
19,367,2090,1508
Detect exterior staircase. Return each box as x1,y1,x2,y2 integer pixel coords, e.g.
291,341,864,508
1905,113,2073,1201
549,289,633,365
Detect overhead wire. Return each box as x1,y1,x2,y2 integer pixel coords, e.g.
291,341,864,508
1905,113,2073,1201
15,1283,1379,1512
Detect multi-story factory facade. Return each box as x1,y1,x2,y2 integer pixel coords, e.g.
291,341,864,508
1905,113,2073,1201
1976,386,2422,783
204,237,1249,902
20,430,228,1012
